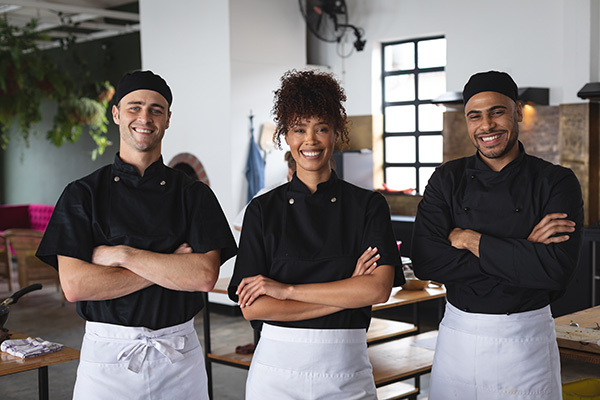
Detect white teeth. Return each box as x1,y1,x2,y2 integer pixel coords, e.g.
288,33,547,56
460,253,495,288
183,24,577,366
303,151,321,157
481,135,500,142
135,128,152,134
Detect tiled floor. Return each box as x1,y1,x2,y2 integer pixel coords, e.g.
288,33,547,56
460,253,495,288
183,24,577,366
0,282,599,399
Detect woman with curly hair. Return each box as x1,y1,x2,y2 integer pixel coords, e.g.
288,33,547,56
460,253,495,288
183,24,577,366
228,69,404,399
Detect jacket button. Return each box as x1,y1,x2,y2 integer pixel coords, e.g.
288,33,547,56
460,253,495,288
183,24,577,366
515,208,520,213
464,207,469,212
289,198,295,205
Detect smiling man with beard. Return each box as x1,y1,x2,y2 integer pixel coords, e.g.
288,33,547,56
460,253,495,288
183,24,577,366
37,70,237,399
411,71,584,400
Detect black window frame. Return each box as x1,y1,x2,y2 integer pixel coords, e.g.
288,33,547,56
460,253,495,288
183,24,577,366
381,35,446,194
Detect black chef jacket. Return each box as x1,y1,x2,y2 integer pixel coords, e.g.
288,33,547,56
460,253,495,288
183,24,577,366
411,142,584,314
37,154,237,330
228,171,404,330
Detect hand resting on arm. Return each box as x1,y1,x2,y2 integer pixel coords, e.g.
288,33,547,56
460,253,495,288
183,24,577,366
237,247,393,321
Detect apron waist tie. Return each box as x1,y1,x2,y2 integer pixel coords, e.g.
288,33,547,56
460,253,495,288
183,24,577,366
117,335,186,373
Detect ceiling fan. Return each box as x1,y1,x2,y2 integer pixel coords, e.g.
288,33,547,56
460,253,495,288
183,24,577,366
299,0,366,52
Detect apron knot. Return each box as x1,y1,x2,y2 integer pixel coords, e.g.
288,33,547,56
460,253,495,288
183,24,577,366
117,335,186,373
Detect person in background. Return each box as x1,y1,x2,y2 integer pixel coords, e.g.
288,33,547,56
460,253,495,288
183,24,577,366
36,70,237,400
411,70,584,400
228,69,404,399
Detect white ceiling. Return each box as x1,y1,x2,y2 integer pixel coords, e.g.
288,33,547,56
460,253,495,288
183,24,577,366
0,0,140,48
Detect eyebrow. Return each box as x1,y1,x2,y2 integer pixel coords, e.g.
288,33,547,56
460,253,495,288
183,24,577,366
125,101,166,110
293,121,328,126
466,105,508,117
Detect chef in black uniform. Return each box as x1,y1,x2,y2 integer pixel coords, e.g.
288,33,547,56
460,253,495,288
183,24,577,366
37,70,237,400
228,69,404,400
411,70,583,400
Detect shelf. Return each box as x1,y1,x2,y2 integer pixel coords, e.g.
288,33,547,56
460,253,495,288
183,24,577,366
369,330,437,387
367,318,417,344
376,381,419,400
207,347,252,368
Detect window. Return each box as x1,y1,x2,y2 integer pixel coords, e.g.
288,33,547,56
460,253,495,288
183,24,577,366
381,36,446,194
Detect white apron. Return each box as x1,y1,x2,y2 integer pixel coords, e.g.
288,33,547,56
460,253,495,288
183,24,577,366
246,324,377,400
429,302,561,400
73,319,208,400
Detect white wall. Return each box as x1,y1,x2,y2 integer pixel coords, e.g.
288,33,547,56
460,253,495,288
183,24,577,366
139,0,233,217
309,0,595,113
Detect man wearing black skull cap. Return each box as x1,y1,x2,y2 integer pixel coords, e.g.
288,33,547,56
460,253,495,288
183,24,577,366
411,71,583,399
37,70,237,399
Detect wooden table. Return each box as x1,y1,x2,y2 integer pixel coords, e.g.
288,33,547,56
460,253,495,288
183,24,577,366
554,305,600,365
0,331,79,400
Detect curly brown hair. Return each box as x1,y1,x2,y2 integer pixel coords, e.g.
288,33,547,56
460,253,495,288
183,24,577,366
271,69,350,149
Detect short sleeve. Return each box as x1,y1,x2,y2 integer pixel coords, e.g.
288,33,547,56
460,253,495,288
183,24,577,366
185,182,237,265
227,199,268,302
36,182,95,269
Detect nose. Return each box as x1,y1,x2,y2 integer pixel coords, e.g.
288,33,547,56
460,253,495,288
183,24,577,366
305,129,318,143
481,114,496,131
137,109,153,123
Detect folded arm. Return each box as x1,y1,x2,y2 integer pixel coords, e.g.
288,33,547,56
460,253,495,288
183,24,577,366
413,168,584,290
237,246,390,321
91,244,221,292
58,255,153,302
58,243,221,302
240,296,344,322
411,171,484,284
237,264,394,310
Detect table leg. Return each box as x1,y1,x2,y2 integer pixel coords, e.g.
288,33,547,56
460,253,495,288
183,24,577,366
202,292,213,399
412,303,420,333
38,366,49,400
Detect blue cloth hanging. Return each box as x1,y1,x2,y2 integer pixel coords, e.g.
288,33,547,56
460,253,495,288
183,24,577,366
245,121,265,203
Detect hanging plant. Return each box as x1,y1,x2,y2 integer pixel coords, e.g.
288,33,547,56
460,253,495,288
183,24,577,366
48,81,115,160
0,17,113,159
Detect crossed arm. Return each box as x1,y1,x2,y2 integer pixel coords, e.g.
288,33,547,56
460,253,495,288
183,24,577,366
235,247,394,322
448,212,576,257
58,243,221,302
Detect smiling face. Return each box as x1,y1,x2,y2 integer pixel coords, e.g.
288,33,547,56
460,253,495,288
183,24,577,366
464,91,522,171
112,89,171,160
285,116,337,184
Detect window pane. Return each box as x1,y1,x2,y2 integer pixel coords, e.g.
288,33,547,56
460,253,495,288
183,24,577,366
385,167,416,191
417,38,446,68
418,135,443,163
385,105,415,133
384,42,415,71
418,71,446,100
385,74,415,102
418,104,444,132
385,136,416,163
419,167,437,193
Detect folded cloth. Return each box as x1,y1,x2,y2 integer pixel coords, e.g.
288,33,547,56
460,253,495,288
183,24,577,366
0,336,63,358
